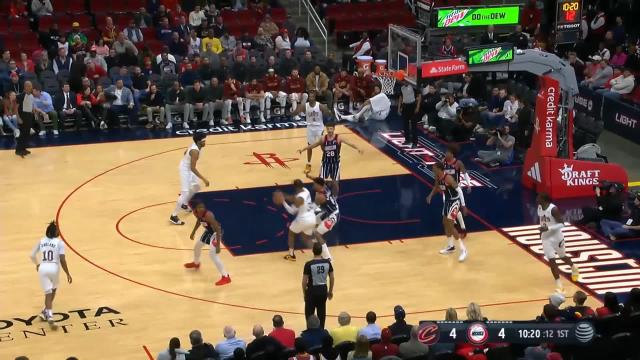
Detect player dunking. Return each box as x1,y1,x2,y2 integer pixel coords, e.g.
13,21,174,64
30,221,73,325
273,179,316,261
170,133,210,225
290,91,333,175
310,177,339,260
335,84,390,122
427,162,468,262
536,192,579,293
298,122,363,194
443,144,471,237
184,199,231,286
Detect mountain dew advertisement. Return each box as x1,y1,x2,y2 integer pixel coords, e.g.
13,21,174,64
437,6,520,28
467,46,514,66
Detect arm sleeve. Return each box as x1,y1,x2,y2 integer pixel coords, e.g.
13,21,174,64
30,241,39,264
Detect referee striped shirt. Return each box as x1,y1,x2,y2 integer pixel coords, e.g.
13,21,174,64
303,259,333,290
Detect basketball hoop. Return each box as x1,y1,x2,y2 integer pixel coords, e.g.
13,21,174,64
373,70,402,95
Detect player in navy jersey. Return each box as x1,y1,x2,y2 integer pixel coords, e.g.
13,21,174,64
443,144,471,238
184,199,231,286
310,177,339,260
427,162,468,262
298,122,363,194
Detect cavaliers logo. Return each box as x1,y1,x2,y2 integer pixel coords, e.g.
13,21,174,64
417,322,440,345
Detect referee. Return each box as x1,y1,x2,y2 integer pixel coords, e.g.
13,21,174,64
398,80,421,147
302,243,334,329
16,81,35,157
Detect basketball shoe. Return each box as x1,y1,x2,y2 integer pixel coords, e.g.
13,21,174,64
571,265,580,282
215,275,232,286
439,245,455,255
304,164,311,174
169,215,185,225
458,249,468,262
39,308,47,321
284,254,297,261
184,262,201,269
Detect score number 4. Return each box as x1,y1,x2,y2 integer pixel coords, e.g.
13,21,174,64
448,328,506,339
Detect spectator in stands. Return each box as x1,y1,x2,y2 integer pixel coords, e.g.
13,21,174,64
55,83,82,130
370,328,398,360
610,45,628,68
188,30,203,57
176,16,192,40
0,50,11,73
567,51,585,83
123,21,144,45
480,25,498,45
294,28,312,49
223,74,245,124
577,182,624,226
564,290,595,319
2,91,20,138
243,78,266,122
112,67,132,89
285,69,307,120
9,0,28,19
347,335,371,360
180,62,199,86
189,5,207,29
278,50,298,78
105,48,120,70
221,32,237,54
349,33,372,70
157,17,174,44
104,79,136,127
266,56,278,74
196,18,210,38
260,14,280,38
231,55,248,83
67,23,88,47
94,39,110,58
7,60,22,77
33,87,59,135
185,80,208,126
600,193,640,241
475,125,515,166
31,0,52,17
212,16,226,38
157,337,189,360
590,7,607,40
511,25,529,50
276,30,292,52
270,314,296,348
521,0,541,35
216,326,247,360
625,288,640,314
503,93,520,126
168,32,188,58
306,65,331,108
600,67,635,98
358,311,381,341
388,305,412,338
329,312,359,344
433,93,458,136
333,68,352,111
596,42,611,61
246,324,284,360
254,27,275,52
102,17,118,46
35,55,51,77
6,72,24,95
398,326,428,359
523,343,551,360
57,36,70,54
204,77,224,125
153,5,171,28
596,292,622,317
86,47,107,70
290,337,313,360
114,32,139,61
77,86,99,128
299,51,315,77
52,48,72,75
301,315,330,349
263,68,285,120
202,30,223,54
134,7,152,29
239,31,255,51
246,56,265,82
439,37,456,58
164,81,186,129
188,330,218,360
232,43,248,62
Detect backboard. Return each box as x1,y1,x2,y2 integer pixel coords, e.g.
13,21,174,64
388,24,422,86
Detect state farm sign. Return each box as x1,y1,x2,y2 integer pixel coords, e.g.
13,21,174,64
421,59,468,78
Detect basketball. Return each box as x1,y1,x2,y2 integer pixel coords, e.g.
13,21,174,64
272,190,285,206
394,70,405,81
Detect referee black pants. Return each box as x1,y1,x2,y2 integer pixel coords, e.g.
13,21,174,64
401,102,418,144
305,287,328,328
16,113,33,154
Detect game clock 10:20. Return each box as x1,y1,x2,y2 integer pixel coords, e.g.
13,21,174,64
558,0,581,23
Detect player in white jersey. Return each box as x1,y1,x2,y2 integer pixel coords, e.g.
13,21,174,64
537,192,580,293
335,84,390,122
169,133,210,225
291,91,334,175
29,221,72,325
273,179,317,261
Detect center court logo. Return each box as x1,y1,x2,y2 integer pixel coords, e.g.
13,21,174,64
244,152,298,168
559,164,600,186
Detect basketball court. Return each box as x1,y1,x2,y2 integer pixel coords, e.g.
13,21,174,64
1,126,593,359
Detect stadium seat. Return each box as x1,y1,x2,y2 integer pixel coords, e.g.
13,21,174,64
595,314,624,338
90,1,112,14
333,341,354,360
9,17,30,33
65,0,86,14
391,334,409,345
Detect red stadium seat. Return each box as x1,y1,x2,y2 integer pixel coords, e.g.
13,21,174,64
38,15,56,30
65,0,87,14
90,1,111,14
10,17,31,32
270,7,287,23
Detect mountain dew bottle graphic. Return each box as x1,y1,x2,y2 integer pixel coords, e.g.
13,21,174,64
439,9,470,27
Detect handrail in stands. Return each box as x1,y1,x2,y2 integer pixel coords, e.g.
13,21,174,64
298,0,328,56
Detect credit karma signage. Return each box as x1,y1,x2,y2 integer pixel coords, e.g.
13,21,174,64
436,6,520,28
467,44,514,66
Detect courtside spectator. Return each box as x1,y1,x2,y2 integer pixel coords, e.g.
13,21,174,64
358,311,381,341
165,81,187,129
398,326,429,359
143,84,165,129
157,337,189,360
445,308,458,321
33,87,59,135
3,91,20,138
216,326,247,360
624,288,640,314
246,324,284,360
290,337,314,360
600,67,635,98
370,328,398,360
52,48,73,74
577,182,624,226
301,315,330,349
467,302,487,321
610,45,627,67
330,312,359,344
475,125,515,166
185,80,208,127
320,336,339,360
260,15,280,38
565,291,595,319
523,343,551,360
596,292,622,317
188,330,218,360
567,51,585,83
276,30,292,52
388,305,412,338
481,88,507,128
77,86,99,128
55,83,82,130
270,314,296,348
255,27,275,51
105,79,136,127
503,93,520,126
600,193,640,241
582,57,613,89
347,335,372,360
434,93,458,136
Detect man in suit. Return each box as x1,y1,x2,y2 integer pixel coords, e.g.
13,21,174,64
55,83,83,130
175,16,192,39
480,25,498,45
104,79,137,127
16,81,35,157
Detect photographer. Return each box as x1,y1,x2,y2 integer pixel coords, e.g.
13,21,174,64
600,193,640,241
450,102,479,142
434,92,458,139
474,125,515,166
576,182,624,226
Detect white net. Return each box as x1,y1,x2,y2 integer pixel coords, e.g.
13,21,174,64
373,73,397,95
